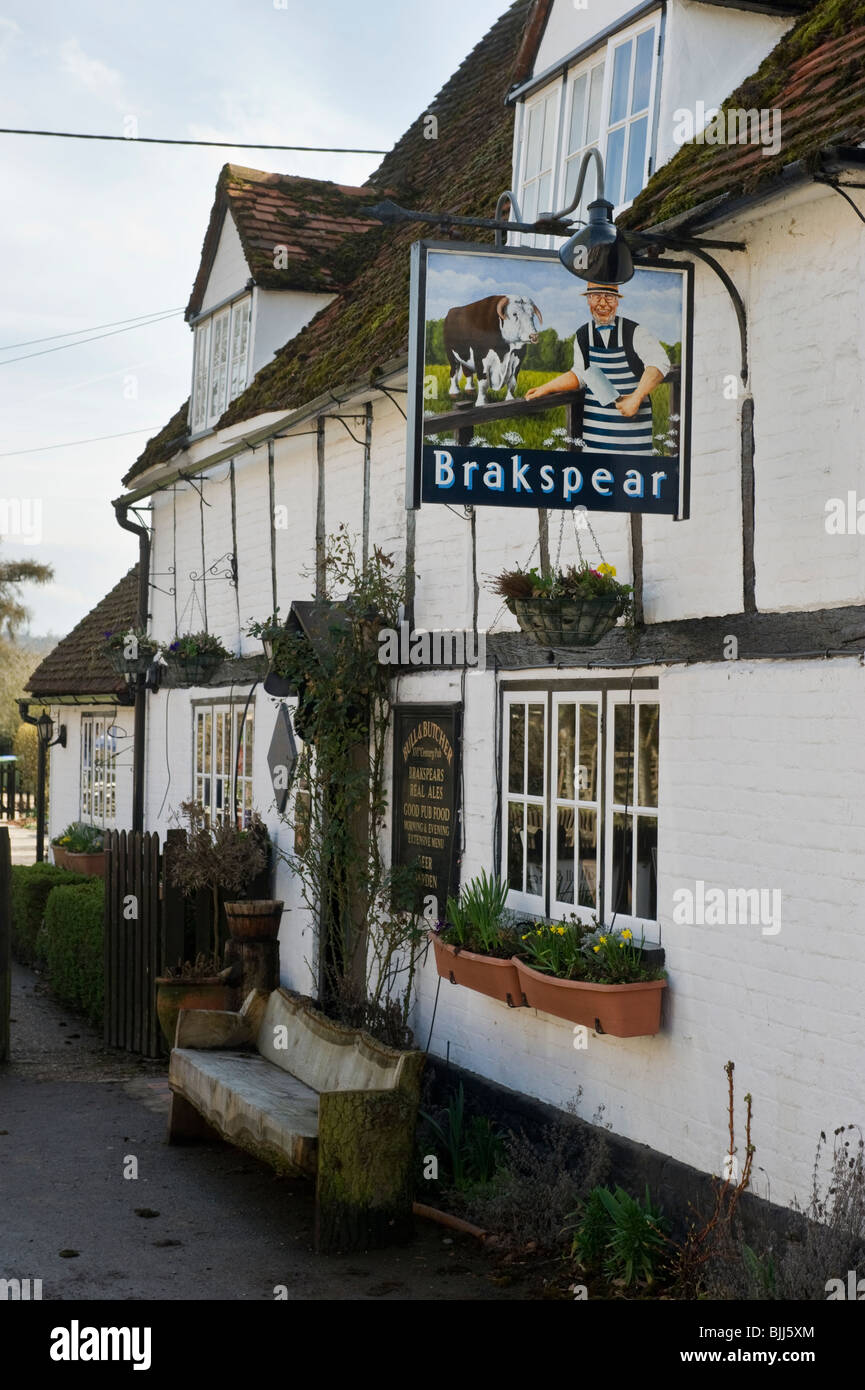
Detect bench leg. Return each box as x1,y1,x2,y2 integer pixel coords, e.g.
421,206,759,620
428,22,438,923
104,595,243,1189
315,1089,417,1253
167,1090,218,1144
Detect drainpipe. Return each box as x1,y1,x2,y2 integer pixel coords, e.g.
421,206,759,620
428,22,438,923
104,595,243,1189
17,702,46,861
113,501,151,834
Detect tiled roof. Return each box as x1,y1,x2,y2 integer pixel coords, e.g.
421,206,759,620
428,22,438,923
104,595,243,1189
186,165,384,318
623,0,865,231
123,0,535,484
25,566,139,699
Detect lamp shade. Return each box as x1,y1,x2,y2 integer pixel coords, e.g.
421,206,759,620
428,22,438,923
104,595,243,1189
36,712,54,744
559,198,634,284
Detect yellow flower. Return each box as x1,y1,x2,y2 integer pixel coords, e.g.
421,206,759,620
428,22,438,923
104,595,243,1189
598,935,607,945
622,929,633,940
536,929,543,936
597,563,616,577
521,934,529,941
619,942,625,949
593,945,600,953
558,926,565,935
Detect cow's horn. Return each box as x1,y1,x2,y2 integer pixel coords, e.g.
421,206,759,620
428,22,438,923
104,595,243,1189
496,295,508,320
531,301,543,325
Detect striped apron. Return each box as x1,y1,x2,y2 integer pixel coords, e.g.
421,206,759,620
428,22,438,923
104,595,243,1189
583,320,654,455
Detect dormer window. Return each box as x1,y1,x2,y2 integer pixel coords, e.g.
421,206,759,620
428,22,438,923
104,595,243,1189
190,293,251,434
516,14,660,246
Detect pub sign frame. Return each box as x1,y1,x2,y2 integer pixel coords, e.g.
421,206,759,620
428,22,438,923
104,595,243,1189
406,240,694,519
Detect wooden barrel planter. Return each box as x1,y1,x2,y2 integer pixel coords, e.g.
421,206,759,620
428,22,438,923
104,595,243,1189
224,900,284,941
509,594,624,648
513,956,666,1037
430,933,524,1008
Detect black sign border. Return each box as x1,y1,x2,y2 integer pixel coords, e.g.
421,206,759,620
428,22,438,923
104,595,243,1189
391,701,462,919
405,239,694,521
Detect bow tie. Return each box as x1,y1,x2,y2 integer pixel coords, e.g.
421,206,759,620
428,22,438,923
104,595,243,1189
597,322,616,330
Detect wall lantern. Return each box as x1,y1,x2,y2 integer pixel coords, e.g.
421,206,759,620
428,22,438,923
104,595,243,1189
549,148,634,285
37,712,66,749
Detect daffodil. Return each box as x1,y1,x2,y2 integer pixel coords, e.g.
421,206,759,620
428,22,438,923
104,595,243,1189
593,945,600,953
597,563,616,577
622,929,632,940
599,935,607,945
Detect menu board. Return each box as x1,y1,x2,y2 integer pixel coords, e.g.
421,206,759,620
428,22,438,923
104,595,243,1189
392,705,461,919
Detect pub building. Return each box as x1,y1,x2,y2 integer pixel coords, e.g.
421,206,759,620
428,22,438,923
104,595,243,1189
33,0,865,1221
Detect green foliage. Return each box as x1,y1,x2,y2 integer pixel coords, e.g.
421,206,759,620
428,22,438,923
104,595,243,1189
274,527,424,1039
9,862,90,966
43,880,105,1024
12,721,38,793
52,821,104,852
0,545,53,642
166,630,230,659
421,1084,505,1192
570,1183,670,1287
490,561,632,606
443,870,514,956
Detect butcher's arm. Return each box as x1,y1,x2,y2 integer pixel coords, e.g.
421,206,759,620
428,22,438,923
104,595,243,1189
615,366,664,417
525,370,581,401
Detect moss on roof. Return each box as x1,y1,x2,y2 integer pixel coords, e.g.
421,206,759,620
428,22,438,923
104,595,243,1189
123,398,190,487
26,566,139,699
622,0,865,230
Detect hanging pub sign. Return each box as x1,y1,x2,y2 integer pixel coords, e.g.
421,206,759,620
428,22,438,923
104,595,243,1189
405,241,693,517
392,704,461,920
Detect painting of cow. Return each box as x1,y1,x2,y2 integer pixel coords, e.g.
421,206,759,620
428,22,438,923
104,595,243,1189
443,294,542,407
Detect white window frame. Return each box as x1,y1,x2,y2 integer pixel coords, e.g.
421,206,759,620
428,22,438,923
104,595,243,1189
514,12,661,245
80,713,117,827
193,700,255,828
502,692,548,915
551,691,602,923
501,687,660,933
190,294,252,434
517,85,562,250
603,691,659,934
559,57,607,229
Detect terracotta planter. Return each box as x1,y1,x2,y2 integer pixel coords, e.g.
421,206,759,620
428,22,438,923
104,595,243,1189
155,979,233,1049
65,850,106,879
224,899,284,940
430,932,524,1008
513,957,666,1037
510,594,624,648
51,846,69,870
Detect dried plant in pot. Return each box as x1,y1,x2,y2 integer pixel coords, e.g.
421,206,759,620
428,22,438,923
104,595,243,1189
154,953,234,1049
167,799,281,945
490,563,633,649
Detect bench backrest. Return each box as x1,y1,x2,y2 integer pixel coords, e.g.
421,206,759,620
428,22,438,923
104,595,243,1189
254,989,415,1095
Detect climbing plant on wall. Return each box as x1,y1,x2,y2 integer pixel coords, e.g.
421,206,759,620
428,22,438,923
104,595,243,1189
274,526,424,1046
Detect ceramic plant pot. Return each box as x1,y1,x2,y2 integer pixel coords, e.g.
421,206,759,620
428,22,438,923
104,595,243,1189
65,850,106,878
155,979,233,1049
513,956,666,1037
510,594,623,648
430,933,524,1008
224,900,284,941
51,846,70,870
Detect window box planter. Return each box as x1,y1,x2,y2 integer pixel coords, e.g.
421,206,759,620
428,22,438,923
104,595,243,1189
512,956,666,1037
429,932,523,1008
509,594,624,649
224,899,284,941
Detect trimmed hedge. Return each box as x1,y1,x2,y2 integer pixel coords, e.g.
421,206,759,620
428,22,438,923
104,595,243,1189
9,863,93,966
43,880,105,1025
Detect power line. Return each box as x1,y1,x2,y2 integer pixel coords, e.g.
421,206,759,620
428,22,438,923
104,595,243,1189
0,427,164,459
0,127,388,154
0,312,182,366
0,308,184,351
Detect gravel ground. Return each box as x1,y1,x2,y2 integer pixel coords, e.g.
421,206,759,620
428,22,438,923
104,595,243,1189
0,963,527,1301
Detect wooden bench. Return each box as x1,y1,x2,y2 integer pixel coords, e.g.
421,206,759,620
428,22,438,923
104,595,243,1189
167,987,425,1252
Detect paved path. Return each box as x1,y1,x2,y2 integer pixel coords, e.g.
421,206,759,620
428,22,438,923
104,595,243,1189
1,820,39,865
0,964,522,1301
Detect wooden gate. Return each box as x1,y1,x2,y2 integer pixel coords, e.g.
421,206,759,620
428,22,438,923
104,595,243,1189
104,830,163,1057
0,827,11,1062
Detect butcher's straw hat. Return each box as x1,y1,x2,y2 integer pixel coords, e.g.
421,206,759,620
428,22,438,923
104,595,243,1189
581,282,624,297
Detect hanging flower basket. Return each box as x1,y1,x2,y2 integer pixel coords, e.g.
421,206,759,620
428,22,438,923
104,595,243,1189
491,561,633,650
164,631,230,686
103,629,158,676
509,593,625,648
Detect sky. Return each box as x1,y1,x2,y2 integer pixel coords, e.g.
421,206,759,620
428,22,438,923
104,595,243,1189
0,0,509,638
426,253,686,345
